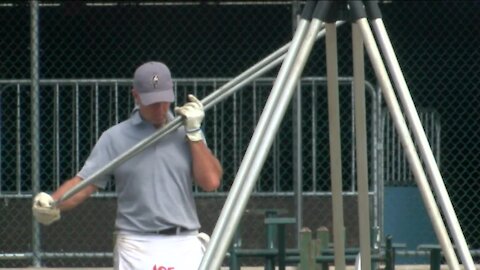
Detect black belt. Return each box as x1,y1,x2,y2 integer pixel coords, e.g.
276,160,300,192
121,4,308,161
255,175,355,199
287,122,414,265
150,227,191,235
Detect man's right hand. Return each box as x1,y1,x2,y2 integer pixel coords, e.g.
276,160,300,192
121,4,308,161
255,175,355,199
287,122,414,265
32,192,61,225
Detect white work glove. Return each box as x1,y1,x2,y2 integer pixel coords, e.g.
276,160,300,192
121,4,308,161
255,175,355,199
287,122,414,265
197,232,210,253
32,192,61,225
175,94,205,142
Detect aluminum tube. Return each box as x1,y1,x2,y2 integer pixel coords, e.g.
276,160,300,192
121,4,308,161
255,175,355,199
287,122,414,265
325,23,346,270
352,23,371,270
199,17,313,270
55,23,337,205
56,56,278,204
372,19,475,270
201,23,342,111
356,18,460,270
208,17,324,270
55,116,183,205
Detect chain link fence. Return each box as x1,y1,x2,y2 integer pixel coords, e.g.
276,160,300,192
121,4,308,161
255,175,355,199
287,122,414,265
0,0,479,267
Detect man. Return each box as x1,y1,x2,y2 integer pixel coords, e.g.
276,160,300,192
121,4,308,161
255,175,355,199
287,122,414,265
32,61,223,269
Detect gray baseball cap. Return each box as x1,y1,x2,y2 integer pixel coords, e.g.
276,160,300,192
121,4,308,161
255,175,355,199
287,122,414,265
133,61,174,105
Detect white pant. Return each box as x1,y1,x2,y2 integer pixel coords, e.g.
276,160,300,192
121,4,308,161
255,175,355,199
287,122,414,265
114,232,204,270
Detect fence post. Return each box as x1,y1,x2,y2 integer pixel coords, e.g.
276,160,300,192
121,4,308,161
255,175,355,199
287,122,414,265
30,0,42,267
299,227,313,270
228,225,242,270
265,209,279,270
384,235,395,270
430,247,441,270
315,226,330,270
418,244,442,270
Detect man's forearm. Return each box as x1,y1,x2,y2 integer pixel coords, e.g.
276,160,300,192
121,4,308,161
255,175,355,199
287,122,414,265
51,176,97,211
190,141,223,191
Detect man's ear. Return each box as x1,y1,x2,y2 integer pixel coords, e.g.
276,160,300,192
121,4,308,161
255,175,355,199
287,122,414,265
132,89,140,104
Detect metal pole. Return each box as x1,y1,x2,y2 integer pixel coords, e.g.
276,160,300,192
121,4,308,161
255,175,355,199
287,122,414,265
325,20,347,270
372,86,383,252
30,0,41,267
292,0,303,248
377,91,386,244
294,80,303,247
54,19,338,205
199,2,322,269
352,22,372,270
369,6,475,269
348,1,460,269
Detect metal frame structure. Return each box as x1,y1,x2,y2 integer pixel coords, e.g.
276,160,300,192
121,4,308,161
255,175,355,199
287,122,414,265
200,1,475,270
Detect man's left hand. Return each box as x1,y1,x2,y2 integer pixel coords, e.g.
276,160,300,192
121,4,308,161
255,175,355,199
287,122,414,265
175,94,205,141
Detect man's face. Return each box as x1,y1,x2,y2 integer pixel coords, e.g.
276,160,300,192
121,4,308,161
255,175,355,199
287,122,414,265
133,90,171,128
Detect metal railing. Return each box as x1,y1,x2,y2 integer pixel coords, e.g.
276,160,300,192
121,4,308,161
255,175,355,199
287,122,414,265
0,77,379,197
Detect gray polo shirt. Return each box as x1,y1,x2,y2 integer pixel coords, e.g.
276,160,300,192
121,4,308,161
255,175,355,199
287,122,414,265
77,108,200,233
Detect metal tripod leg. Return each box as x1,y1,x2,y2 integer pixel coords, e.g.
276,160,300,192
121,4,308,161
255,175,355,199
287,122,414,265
325,20,347,270
348,1,461,269
366,2,475,268
352,21,372,270
199,1,328,269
